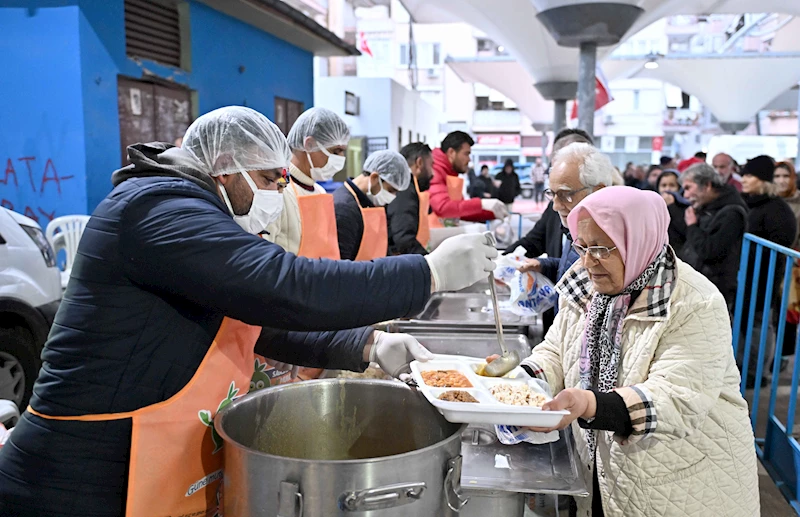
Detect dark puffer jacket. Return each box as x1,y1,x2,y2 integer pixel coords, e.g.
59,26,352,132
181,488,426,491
681,185,748,307
0,143,431,517
741,193,797,315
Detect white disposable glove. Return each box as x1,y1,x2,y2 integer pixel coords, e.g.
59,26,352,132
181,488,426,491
481,198,509,219
369,331,434,378
265,359,299,379
425,232,498,292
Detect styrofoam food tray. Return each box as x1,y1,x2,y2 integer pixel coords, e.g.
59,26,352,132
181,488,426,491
410,356,569,427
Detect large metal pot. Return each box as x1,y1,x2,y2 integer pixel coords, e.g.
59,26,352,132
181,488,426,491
216,379,468,516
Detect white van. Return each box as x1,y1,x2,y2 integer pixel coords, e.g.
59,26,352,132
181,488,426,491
0,208,62,410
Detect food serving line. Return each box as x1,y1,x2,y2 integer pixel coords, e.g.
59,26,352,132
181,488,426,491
214,274,587,516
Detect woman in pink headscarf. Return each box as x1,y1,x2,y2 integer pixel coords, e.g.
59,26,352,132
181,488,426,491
512,187,758,516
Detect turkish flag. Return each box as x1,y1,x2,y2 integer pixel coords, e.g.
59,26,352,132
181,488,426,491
570,66,613,119
359,32,373,57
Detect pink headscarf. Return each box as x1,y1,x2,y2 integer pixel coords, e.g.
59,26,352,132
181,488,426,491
567,186,669,288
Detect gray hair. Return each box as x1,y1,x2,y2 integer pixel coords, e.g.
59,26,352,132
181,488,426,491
682,162,726,189
553,142,614,188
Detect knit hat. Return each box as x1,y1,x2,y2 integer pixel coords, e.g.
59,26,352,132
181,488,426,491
742,155,776,183
677,157,703,173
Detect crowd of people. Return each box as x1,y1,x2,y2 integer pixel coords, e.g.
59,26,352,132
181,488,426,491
509,128,800,390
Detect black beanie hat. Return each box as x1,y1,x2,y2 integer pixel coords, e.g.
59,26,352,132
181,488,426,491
742,155,776,183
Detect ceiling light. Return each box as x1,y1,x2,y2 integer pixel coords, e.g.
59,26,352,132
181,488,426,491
497,46,505,53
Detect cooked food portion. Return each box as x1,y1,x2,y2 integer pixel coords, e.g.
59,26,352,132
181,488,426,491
438,390,479,403
421,370,472,388
489,384,547,407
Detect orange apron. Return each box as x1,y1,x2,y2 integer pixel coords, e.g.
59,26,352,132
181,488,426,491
428,175,464,229
252,180,339,386
345,182,388,261
28,317,259,517
414,176,430,249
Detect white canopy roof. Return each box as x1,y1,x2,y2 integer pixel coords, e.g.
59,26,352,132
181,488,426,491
446,57,555,124
635,54,800,122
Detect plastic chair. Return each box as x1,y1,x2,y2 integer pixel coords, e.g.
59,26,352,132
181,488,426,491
46,215,90,288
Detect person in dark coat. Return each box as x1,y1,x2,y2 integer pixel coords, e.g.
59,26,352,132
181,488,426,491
495,159,521,207
657,169,691,258
680,162,748,310
738,155,798,386
333,150,410,260
502,129,596,335
387,142,433,256
469,165,495,199
0,107,498,517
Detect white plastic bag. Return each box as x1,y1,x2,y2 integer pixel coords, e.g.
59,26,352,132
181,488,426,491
495,378,559,445
508,270,557,317
493,246,527,285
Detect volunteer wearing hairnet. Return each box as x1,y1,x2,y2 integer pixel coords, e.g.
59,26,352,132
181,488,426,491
264,106,350,257
333,150,411,261
0,106,499,517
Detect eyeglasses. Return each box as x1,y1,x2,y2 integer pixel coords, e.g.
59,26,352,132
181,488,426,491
572,243,617,260
544,186,590,203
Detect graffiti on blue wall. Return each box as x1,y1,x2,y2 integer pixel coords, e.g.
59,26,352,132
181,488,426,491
0,156,75,224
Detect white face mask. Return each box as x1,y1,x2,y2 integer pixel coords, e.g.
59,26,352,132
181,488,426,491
366,179,397,206
218,171,284,235
307,147,345,182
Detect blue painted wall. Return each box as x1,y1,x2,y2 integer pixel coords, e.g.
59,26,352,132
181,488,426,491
1,0,315,218
188,2,314,119
0,6,87,225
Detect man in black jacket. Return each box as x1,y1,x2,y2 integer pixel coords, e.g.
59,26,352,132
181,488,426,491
333,150,410,260
386,143,433,255
504,128,595,334
681,162,748,310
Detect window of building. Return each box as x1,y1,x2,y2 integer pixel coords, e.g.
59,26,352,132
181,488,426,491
399,43,408,66
274,97,304,136
125,0,183,68
433,43,441,65
633,90,640,111
476,96,490,110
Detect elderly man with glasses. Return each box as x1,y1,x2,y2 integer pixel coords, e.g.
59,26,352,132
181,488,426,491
518,142,614,315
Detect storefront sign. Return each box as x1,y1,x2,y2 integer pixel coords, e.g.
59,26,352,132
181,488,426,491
476,134,521,147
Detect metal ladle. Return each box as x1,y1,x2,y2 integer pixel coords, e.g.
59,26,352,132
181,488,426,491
482,235,521,377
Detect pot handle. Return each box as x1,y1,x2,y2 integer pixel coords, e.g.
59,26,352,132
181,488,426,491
445,455,469,513
278,481,303,517
339,482,426,512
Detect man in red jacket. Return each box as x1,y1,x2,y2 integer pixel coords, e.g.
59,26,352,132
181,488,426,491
430,131,507,222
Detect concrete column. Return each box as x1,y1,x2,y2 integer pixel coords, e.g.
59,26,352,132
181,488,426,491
577,42,597,136
534,81,577,139
553,99,567,136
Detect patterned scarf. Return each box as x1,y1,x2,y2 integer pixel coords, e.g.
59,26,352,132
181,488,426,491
558,245,675,459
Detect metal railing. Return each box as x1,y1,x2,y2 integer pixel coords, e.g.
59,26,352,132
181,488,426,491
731,233,800,514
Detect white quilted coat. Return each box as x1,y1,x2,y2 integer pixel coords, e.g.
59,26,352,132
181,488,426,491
530,259,759,516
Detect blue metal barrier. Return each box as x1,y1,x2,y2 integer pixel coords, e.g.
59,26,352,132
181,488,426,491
732,233,800,513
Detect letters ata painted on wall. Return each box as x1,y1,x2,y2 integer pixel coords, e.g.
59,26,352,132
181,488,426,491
0,156,76,225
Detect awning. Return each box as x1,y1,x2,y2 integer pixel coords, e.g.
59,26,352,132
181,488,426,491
635,54,800,122
198,0,359,57
446,57,554,124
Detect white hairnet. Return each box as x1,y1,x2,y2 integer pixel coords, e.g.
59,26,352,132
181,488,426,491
286,107,350,152
363,150,411,191
182,106,291,177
